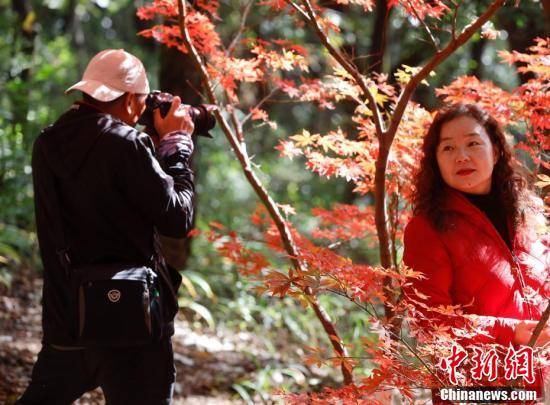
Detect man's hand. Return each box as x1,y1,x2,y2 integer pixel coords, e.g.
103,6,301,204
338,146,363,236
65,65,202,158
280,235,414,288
153,96,195,139
513,320,550,346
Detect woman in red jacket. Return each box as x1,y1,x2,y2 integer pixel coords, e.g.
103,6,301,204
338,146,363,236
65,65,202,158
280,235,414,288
403,103,549,394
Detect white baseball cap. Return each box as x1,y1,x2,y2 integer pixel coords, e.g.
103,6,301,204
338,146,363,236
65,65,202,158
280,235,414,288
65,49,150,102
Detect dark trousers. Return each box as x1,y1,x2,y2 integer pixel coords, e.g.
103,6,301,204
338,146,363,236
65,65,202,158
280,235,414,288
16,338,175,405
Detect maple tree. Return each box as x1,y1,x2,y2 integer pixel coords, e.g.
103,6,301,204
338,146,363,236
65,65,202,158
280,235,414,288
136,0,548,401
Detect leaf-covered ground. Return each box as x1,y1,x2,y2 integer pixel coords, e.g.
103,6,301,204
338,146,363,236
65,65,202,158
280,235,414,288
0,267,285,404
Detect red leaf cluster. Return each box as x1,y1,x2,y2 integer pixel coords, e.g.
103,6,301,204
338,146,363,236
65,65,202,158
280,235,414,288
388,0,449,20
311,204,376,243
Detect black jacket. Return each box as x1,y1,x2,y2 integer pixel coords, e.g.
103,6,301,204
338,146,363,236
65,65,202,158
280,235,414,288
32,101,194,345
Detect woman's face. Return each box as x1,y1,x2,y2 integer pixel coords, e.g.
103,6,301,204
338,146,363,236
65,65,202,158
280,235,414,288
436,116,497,195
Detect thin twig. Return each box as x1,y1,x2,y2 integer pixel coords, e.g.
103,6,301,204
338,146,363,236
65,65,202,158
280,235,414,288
326,355,374,360
184,79,207,102
241,86,280,125
450,0,460,41
326,288,445,385
406,0,439,51
327,240,345,249
327,288,376,317
389,191,399,270
229,108,244,142
287,0,311,21
226,0,255,56
378,4,391,72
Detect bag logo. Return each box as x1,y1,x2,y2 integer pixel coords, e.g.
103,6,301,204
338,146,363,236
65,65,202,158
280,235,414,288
107,289,121,303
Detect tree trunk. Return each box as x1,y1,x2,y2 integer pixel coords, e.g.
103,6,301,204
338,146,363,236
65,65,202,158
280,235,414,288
470,37,486,79
369,0,390,74
157,45,203,270
542,0,550,24
61,0,86,73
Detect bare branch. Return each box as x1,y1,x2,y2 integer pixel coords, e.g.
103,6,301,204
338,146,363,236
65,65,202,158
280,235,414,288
226,0,255,56
184,79,208,102
389,191,399,269
378,3,391,72
287,0,311,21
229,108,244,142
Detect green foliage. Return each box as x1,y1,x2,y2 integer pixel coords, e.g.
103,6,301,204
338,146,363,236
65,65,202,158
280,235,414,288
0,223,39,286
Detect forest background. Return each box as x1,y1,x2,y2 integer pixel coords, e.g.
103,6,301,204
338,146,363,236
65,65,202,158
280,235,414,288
0,0,548,403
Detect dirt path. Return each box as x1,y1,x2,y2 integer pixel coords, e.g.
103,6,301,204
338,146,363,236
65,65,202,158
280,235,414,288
0,268,278,404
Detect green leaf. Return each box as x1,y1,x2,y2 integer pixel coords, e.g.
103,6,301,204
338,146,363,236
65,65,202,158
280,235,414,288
179,274,198,298
231,384,254,404
0,242,22,264
179,299,216,329
186,271,215,299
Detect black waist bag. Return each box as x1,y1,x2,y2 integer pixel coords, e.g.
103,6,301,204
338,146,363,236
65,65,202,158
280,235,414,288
73,263,162,347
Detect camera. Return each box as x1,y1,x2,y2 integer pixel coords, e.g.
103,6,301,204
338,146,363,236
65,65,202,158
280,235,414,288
138,90,217,140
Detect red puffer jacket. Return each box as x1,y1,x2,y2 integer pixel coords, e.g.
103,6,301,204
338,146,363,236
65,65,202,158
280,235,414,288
404,188,548,345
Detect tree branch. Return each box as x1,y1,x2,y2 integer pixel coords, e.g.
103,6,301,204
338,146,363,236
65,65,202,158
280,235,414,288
450,0,460,41
287,0,311,21
528,299,550,347
229,108,244,142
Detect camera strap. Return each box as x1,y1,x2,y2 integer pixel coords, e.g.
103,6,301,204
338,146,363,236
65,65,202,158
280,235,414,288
39,114,106,277
36,125,73,277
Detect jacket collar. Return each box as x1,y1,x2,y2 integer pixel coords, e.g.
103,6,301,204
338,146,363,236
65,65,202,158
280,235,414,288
71,101,126,126
443,187,517,253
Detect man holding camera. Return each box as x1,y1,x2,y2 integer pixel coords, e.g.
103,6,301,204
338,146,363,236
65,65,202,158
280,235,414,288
17,49,194,404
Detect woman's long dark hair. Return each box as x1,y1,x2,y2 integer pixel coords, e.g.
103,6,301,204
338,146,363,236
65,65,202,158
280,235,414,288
412,103,533,232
